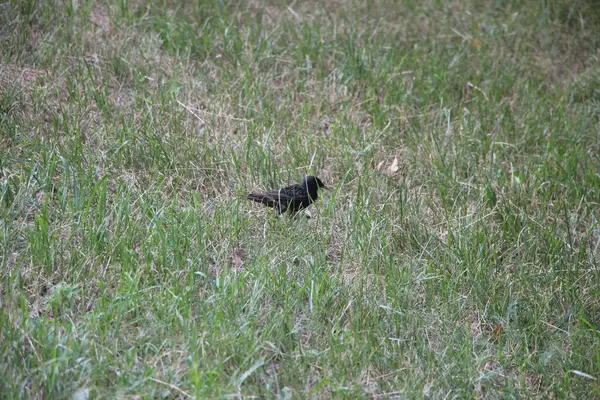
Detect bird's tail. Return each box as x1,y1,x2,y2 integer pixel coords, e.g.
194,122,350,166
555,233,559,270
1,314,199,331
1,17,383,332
246,193,275,207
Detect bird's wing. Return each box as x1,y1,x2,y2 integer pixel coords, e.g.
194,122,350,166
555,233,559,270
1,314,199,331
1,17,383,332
265,189,296,201
247,192,279,207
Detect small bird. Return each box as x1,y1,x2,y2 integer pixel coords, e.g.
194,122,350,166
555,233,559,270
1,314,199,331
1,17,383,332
247,175,328,215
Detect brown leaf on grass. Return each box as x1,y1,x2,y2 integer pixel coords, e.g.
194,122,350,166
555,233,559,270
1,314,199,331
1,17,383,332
491,324,504,342
469,312,483,340
326,242,343,264
470,320,482,340
377,155,403,176
231,247,245,270
389,156,399,173
360,113,373,125
36,190,46,205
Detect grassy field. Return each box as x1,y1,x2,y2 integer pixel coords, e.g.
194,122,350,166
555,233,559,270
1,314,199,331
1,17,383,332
1,0,599,398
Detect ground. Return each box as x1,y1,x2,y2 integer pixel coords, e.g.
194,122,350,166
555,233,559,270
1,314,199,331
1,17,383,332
1,0,599,398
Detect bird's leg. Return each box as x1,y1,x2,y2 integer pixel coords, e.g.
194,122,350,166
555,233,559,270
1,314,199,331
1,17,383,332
276,189,284,215
277,204,287,215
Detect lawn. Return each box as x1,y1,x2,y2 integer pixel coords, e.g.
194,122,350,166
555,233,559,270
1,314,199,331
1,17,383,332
1,0,599,398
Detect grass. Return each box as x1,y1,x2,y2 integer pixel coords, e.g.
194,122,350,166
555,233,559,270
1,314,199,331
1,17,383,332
1,0,599,398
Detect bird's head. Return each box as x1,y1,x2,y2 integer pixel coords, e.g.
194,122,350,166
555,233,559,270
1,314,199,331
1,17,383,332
303,175,328,190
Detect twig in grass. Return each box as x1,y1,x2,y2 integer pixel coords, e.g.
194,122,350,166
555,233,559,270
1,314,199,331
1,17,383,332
24,332,41,364
467,82,489,102
287,5,302,22
568,370,597,380
450,28,470,40
149,377,192,398
307,148,316,171
541,320,570,335
177,100,212,134
194,108,253,123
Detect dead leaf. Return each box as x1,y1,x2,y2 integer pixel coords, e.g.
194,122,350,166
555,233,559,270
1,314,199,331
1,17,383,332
360,113,373,125
231,247,245,270
326,243,342,264
71,388,90,400
491,324,504,342
36,190,46,204
389,156,399,173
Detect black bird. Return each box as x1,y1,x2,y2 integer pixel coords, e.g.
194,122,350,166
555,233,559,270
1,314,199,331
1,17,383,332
247,176,328,215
